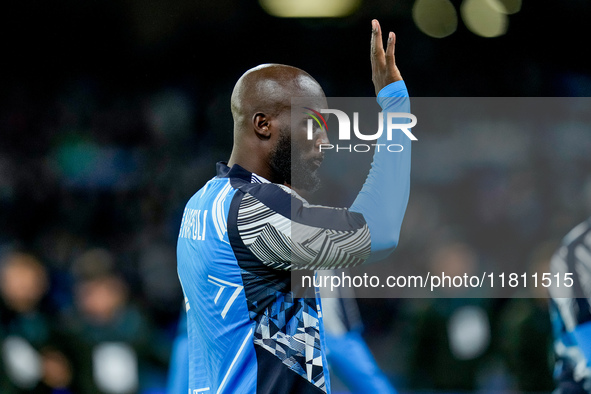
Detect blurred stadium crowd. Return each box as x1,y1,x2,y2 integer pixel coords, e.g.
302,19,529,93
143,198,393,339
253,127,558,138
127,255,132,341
0,83,200,392
2,0,591,393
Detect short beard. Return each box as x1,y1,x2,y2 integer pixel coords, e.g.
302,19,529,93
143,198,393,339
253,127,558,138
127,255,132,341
269,132,321,193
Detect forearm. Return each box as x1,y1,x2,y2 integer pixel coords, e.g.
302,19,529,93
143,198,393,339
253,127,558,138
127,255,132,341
350,80,411,263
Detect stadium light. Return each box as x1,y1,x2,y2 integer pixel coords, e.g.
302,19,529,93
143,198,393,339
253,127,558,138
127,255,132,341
497,0,522,15
461,0,508,38
259,0,361,18
412,0,458,38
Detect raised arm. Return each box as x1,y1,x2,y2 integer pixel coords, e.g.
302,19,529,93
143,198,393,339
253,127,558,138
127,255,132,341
350,20,412,263
233,20,412,270
369,19,403,95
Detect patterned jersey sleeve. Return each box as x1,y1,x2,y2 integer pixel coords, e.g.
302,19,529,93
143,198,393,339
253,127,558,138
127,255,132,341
230,80,411,271
233,182,371,271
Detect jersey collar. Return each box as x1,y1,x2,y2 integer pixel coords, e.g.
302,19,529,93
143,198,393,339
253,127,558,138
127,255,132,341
216,161,271,184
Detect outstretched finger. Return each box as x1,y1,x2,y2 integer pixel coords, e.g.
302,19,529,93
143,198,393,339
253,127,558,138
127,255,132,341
371,19,384,60
385,32,396,67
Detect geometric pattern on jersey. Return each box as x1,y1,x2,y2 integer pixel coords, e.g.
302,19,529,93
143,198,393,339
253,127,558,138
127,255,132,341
219,161,376,392
253,293,326,392
550,218,591,327
186,161,373,393
291,221,371,270
237,191,371,271
237,191,293,269
549,217,591,393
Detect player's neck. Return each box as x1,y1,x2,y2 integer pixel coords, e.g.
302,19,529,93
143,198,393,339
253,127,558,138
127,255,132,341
228,152,279,184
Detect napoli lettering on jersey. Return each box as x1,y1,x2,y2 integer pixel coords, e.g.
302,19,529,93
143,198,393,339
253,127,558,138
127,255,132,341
179,208,208,240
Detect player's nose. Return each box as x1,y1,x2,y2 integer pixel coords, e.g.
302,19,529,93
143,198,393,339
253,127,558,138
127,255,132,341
315,129,329,147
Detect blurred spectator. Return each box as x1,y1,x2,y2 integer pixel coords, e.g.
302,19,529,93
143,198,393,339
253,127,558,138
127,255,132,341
0,252,75,393
403,242,495,391
497,242,555,392
59,248,171,394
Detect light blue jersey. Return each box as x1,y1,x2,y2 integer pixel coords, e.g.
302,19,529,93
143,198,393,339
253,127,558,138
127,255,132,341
176,81,411,393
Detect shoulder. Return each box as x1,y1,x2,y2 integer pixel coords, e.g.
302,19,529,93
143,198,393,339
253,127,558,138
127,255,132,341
231,181,293,218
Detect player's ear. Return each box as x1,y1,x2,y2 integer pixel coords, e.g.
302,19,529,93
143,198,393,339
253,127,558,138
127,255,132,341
253,113,272,140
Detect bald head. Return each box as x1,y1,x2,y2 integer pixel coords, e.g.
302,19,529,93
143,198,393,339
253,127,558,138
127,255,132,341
230,64,325,135
227,64,328,186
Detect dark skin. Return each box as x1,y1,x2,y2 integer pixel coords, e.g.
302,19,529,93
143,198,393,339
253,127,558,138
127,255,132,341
227,19,402,185
228,64,328,184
